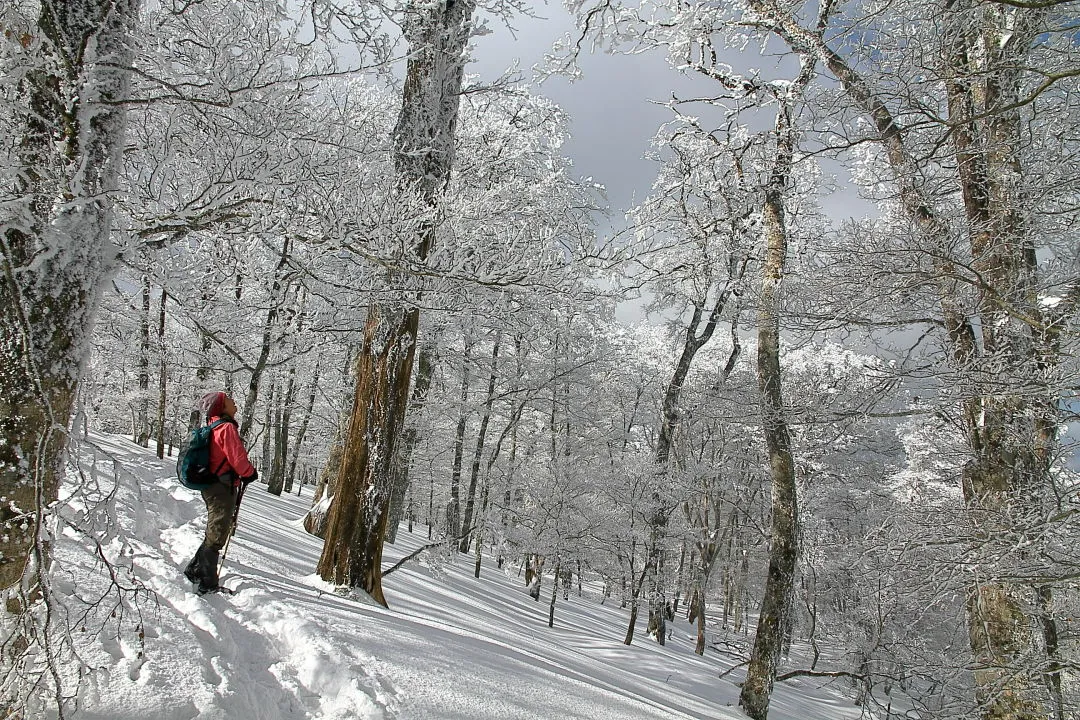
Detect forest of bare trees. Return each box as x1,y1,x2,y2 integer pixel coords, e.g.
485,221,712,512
2,0,1078,718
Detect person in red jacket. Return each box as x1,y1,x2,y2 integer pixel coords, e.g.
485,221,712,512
183,391,258,594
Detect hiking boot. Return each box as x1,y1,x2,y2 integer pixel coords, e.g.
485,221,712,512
183,548,202,584
195,545,220,589
197,581,220,595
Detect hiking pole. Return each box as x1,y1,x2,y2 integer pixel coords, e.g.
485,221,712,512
219,481,247,573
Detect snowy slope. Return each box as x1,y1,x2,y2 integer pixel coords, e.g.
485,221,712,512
43,432,863,720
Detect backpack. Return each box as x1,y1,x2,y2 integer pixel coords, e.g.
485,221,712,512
176,419,229,489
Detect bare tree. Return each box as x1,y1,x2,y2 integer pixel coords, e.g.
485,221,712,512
0,0,138,609
316,0,477,606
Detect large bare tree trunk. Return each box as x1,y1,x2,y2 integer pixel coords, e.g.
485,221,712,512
943,8,1055,719
316,308,418,606
315,0,476,606
759,6,1065,716
0,0,137,609
739,88,802,720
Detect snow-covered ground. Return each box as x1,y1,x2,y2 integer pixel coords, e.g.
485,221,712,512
41,432,864,719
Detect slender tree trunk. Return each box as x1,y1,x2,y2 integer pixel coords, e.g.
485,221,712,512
672,540,686,616
268,369,295,495
136,274,150,446
473,481,489,578
548,558,560,628
427,473,434,540
155,288,167,458
261,382,274,476
459,334,499,552
239,237,291,441
645,250,746,642
0,0,137,609
387,344,435,543
740,90,801,720
447,337,472,539
189,325,213,431
624,560,649,646
286,363,319,494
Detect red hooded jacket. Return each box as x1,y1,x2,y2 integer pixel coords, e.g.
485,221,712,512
207,416,256,480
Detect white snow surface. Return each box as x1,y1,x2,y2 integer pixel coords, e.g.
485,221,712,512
49,433,863,720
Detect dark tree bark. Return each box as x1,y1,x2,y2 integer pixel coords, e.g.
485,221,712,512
316,309,419,606
645,260,744,643
261,382,274,476
239,237,291,441
548,557,560,628
268,369,295,496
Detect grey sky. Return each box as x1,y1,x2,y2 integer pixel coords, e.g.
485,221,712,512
470,6,677,216
468,6,870,228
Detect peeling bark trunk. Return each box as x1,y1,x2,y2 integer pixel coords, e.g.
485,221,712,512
316,308,418,606
315,0,477,608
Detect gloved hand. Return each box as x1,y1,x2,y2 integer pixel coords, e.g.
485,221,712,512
241,470,259,485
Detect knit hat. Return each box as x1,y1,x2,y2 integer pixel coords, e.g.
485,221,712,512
199,391,226,418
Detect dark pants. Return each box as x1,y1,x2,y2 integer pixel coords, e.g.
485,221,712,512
184,478,236,591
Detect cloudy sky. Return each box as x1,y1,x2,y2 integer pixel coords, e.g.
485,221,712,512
468,5,869,228
469,5,681,217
